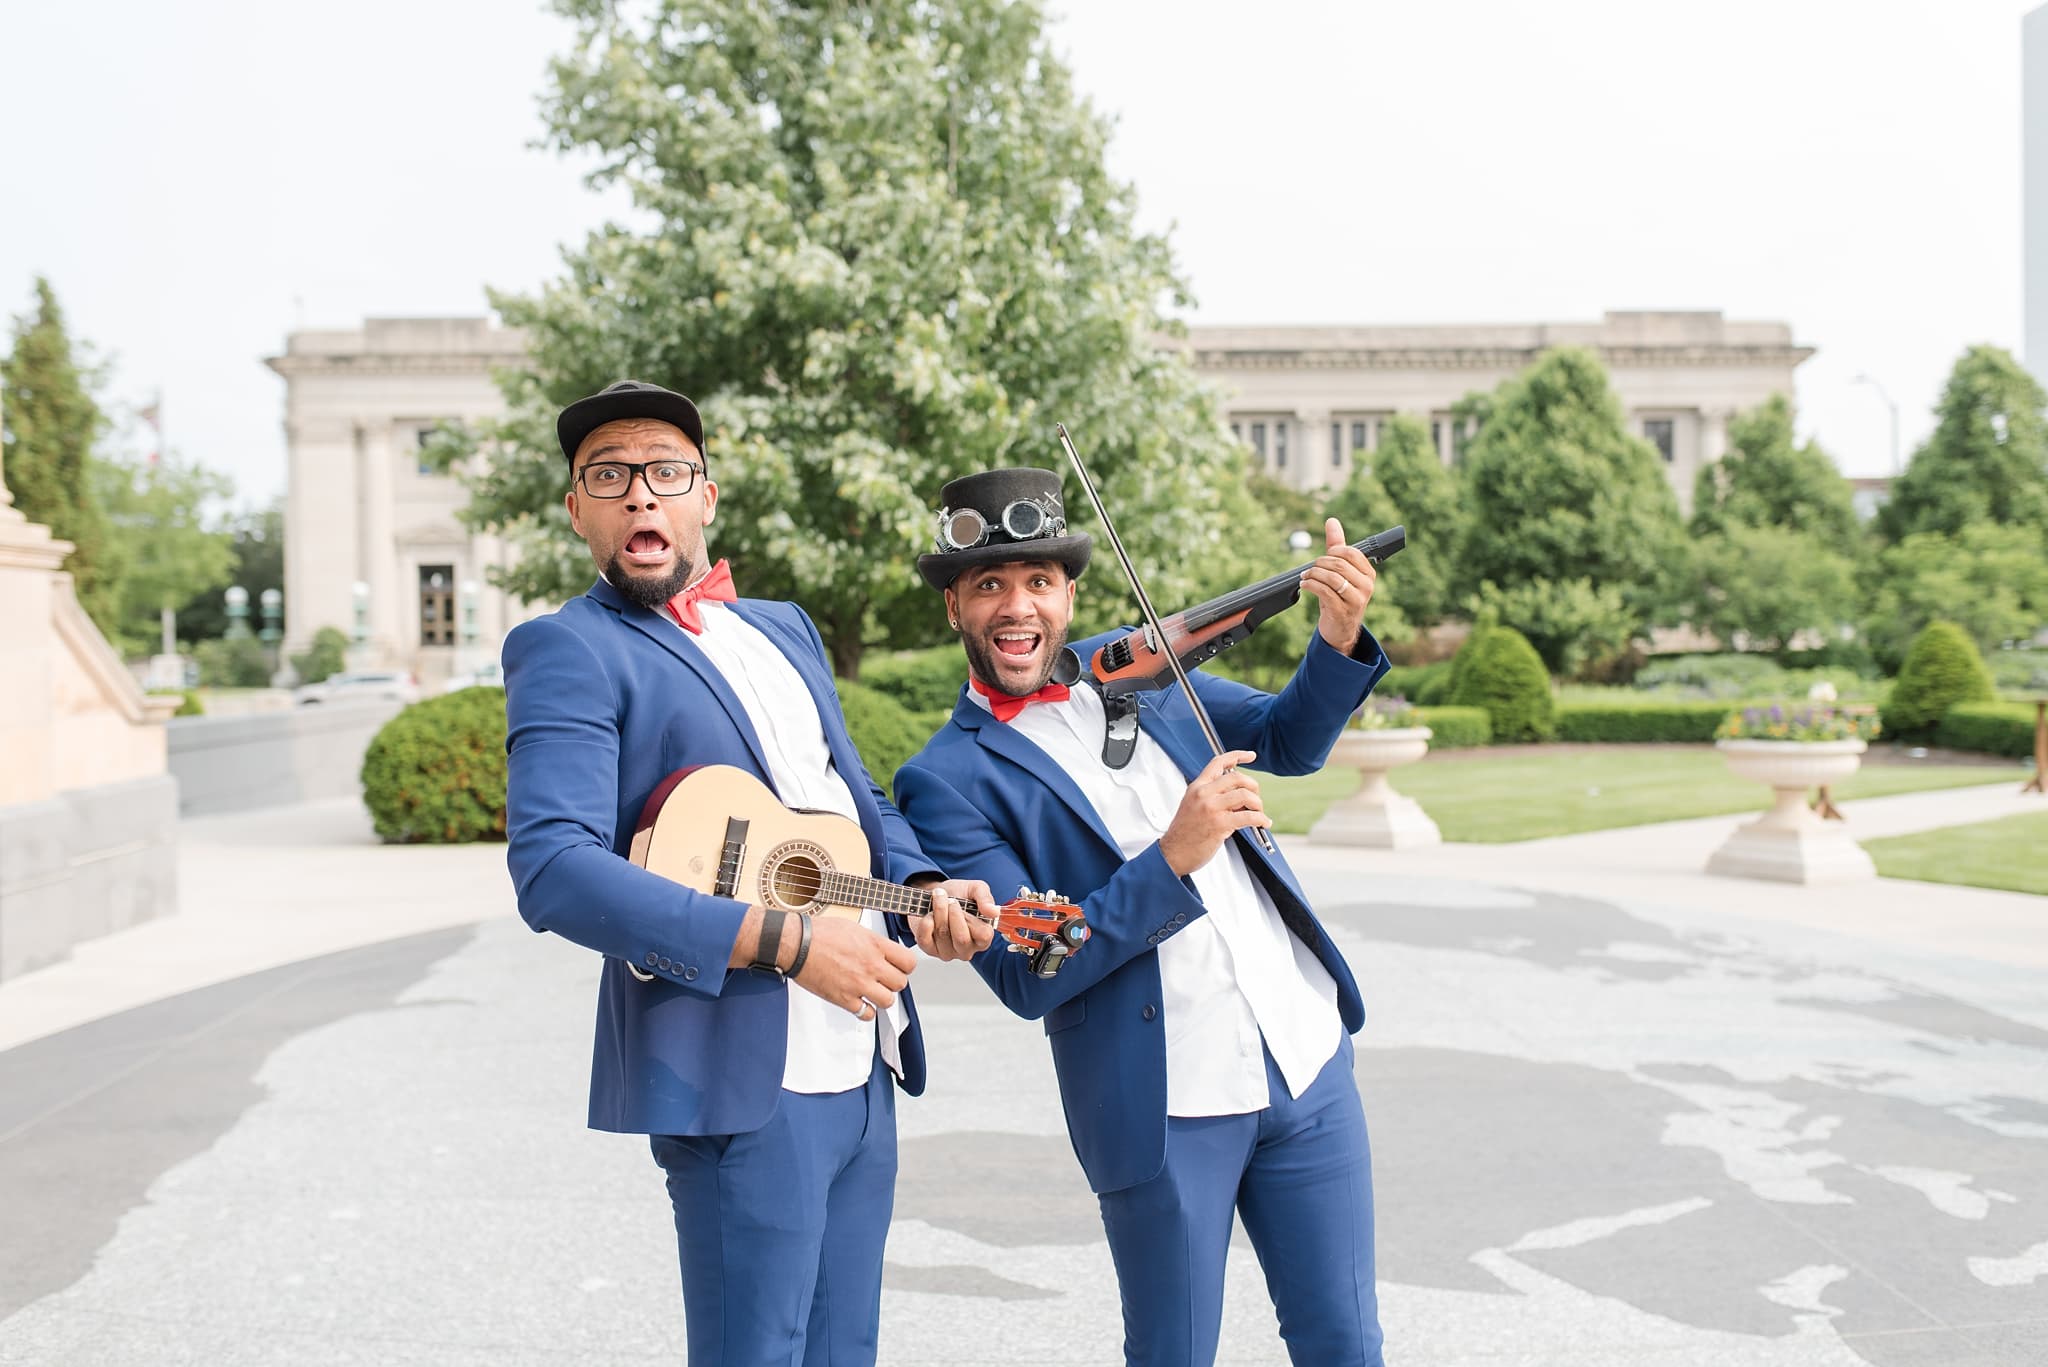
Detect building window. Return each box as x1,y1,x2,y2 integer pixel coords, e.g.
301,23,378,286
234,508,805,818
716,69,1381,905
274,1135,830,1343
1352,420,1370,454
1274,421,1289,469
1231,422,1243,444
1644,418,1676,464
419,565,456,647
1250,422,1268,462
414,426,446,476
1331,422,1344,468
1453,417,1480,464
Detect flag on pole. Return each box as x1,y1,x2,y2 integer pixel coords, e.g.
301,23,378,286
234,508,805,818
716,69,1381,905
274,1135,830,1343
139,393,162,466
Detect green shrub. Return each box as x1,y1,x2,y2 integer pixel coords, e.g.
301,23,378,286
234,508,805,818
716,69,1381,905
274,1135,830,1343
1413,705,1490,748
360,688,509,844
836,680,945,800
1937,701,2040,759
194,635,272,688
1632,653,1790,698
1383,660,1455,706
1447,625,1556,742
153,690,204,717
858,645,965,714
292,626,350,686
1556,700,1729,743
1881,621,1995,737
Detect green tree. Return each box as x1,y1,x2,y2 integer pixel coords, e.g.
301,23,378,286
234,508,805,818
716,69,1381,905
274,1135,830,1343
1464,577,1636,680
1333,413,1461,626
176,501,286,642
1881,620,1996,737
1862,524,2048,671
1877,345,2048,544
1690,394,1863,557
1457,348,1687,669
94,454,236,655
2,276,118,631
1690,523,1861,658
450,0,1252,677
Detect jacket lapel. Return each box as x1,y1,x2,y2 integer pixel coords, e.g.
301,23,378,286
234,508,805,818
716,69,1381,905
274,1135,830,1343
587,579,772,779
951,694,1126,862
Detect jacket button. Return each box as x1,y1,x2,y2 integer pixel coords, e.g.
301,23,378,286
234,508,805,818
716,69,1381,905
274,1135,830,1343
683,965,699,981
1172,914,1187,927
658,956,673,971
1141,1004,1157,1022
1146,933,1159,945
643,952,658,967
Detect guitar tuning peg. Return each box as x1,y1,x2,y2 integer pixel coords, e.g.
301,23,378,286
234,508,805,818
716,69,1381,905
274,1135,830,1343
1018,884,1040,900
1045,888,1060,901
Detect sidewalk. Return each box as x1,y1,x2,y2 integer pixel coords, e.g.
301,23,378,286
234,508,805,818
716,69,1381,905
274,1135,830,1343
1,786,2044,1365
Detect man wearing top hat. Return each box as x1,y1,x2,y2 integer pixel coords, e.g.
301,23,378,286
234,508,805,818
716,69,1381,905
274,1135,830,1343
893,466,1391,1366
501,380,999,1365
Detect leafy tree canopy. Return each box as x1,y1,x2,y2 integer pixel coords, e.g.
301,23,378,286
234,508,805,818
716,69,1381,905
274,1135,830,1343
1878,345,2048,544
2,276,118,631
1458,347,1686,622
452,0,1254,676
94,453,237,655
1862,523,2048,671
1690,394,1863,557
1690,523,1861,660
1332,413,1461,627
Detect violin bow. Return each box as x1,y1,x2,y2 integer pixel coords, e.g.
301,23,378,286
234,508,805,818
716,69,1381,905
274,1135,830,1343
1055,422,1281,856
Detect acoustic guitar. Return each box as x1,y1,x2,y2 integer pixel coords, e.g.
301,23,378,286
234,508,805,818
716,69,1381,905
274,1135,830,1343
630,764,1090,978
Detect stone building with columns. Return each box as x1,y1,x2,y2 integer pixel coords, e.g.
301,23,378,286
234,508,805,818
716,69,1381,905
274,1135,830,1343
266,318,532,683
269,309,1809,676
1182,311,1812,513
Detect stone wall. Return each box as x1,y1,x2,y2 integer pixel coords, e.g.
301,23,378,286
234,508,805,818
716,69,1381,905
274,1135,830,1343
0,777,179,982
167,701,403,817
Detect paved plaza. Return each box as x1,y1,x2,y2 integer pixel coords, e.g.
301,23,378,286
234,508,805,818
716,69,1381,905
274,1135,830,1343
2,789,2046,1365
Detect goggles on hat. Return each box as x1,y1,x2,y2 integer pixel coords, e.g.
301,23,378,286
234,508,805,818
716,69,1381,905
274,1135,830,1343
934,495,1067,553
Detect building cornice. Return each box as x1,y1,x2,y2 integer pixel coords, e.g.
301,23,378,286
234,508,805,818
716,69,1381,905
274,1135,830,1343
1186,345,1816,372
266,353,527,379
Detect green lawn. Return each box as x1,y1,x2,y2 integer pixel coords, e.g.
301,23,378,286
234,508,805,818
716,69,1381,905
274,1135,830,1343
1262,746,2026,843
1865,810,2048,897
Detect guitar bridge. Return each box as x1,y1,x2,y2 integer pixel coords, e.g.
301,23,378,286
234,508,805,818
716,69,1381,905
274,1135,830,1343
714,817,749,899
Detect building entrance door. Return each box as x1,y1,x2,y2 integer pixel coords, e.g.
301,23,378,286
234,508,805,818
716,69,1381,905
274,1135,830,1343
419,565,456,647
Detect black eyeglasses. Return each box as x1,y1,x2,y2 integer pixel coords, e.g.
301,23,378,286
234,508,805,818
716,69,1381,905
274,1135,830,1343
576,458,705,499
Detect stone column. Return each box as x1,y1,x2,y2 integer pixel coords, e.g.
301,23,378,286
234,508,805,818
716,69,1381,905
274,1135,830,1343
358,421,400,664
283,417,359,660
1299,408,1332,492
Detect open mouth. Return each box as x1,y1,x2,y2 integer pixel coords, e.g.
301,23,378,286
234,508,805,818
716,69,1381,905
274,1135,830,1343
621,527,672,568
992,629,1041,661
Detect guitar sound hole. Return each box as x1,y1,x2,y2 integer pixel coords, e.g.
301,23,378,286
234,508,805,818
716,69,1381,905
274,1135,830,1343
763,842,832,911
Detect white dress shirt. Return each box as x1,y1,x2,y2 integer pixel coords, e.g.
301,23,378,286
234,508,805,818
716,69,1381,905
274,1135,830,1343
971,681,1343,1116
679,597,905,1094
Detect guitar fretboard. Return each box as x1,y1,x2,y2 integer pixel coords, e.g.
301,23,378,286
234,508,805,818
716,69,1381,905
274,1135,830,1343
813,869,931,917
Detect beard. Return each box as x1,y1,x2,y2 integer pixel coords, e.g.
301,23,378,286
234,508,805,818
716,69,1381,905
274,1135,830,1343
604,552,699,610
961,617,1071,697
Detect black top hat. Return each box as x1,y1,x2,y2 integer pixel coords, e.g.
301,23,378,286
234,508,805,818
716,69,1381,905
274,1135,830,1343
556,380,706,470
916,467,1093,591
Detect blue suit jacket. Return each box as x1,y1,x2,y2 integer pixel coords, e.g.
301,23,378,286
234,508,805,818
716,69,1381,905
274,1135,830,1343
894,629,1387,1194
503,579,940,1137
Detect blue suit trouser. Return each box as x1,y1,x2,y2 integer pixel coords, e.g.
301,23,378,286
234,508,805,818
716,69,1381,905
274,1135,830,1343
649,1054,897,1366
1096,1035,1384,1367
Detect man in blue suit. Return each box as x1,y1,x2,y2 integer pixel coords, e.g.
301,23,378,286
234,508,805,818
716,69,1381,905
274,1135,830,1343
502,380,998,1366
895,467,1391,1366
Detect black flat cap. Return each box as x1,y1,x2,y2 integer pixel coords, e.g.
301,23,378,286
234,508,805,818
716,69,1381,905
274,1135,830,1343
556,380,705,469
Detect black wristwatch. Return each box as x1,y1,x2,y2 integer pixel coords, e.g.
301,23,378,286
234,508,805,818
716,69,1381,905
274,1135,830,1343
750,909,789,978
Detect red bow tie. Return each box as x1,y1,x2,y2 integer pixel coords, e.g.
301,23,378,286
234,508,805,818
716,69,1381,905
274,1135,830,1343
972,675,1071,723
663,559,736,634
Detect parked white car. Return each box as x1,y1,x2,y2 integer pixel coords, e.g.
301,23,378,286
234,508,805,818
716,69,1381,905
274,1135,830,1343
293,670,420,706
441,663,505,693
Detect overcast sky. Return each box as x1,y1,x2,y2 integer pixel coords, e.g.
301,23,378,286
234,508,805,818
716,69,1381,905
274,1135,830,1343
1,0,2039,510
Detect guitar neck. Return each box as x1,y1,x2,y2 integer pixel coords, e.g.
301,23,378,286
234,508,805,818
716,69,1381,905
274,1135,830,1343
812,869,934,920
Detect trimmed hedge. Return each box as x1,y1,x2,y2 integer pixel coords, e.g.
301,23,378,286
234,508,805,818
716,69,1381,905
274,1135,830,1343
361,687,509,844
858,645,964,714
1382,660,1455,707
1555,700,1730,743
1413,705,1490,748
1447,626,1556,742
837,680,945,800
1937,701,2040,759
1882,621,1995,737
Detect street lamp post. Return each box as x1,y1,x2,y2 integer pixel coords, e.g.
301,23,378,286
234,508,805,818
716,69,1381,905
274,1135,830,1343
1852,373,1901,477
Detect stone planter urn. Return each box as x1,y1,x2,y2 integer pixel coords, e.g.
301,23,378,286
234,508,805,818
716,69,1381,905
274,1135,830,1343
1706,739,1875,884
1309,726,1441,848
